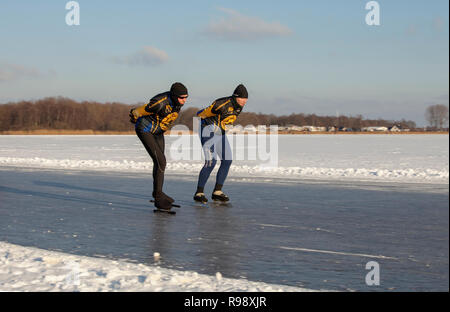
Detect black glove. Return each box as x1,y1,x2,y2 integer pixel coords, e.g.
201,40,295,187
129,108,138,124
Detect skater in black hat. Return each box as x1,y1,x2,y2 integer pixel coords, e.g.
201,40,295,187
194,84,248,203
129,82,188,210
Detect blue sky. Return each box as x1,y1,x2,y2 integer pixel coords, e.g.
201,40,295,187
0,0,448,125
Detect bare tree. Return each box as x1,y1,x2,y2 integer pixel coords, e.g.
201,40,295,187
426,104,449,130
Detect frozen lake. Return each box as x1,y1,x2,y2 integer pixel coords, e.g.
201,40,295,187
0,135,448,291
0,168,448,291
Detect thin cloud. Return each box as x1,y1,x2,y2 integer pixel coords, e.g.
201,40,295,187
205,8,293,41
114,46,169,67
0,63,41,82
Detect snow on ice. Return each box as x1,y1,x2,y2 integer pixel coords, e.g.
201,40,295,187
0,241,315,292
0,135,448,184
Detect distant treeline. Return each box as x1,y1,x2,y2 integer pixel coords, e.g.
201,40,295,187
0,97,418,131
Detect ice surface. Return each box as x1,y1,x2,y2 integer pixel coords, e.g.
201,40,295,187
0,169,448,291
0,134,448,292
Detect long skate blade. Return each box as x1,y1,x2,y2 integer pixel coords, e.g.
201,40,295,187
149,200,180,208
153,209,176,215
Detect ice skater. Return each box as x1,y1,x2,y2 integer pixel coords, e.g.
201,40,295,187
194,84,248,203
129,82,188,211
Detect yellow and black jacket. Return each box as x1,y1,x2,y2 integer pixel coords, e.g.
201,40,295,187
132,92,181,135
197,96,243,132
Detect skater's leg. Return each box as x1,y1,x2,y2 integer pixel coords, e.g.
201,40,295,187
197,125,221,190
157,133,165,153
152,134,174,203
136,131,170,208
212,134,232,201
197,151,217,191
215,134,232,189
195,125,219,201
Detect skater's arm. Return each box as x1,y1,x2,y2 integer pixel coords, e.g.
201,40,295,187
197,102,217,118
129,97,166,122
220,115,237,129
145,96,166,114
212,100,236,129
197,99,230,118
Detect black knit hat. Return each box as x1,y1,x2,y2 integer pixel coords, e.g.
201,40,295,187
170,82,188,97
232,84,248,98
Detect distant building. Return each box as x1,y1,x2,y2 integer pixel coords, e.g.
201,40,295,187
228,125,268,134
302,126,327,132
227,125,243,134
389,125,410,132
362,126,389,132
338,127,354,132
287,125,304,131
243,125,257,133
389,125,401,132
256,125,267,132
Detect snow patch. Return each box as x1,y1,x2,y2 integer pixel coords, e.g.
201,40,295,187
0,156,447,183
0,241,317,292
